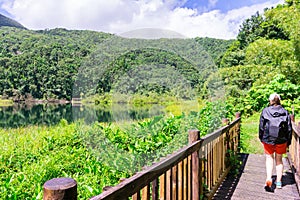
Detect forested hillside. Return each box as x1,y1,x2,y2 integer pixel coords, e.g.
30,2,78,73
0,28,111,100
0,14,26,29
1,0,298,113
205,0,300,115
0,26,231,101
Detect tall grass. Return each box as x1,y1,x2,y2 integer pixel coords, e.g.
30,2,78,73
0,101,229,199
0,121,127,199
240,112,264,154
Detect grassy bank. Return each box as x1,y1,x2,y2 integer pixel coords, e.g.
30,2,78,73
0,101,229,199
240,112,264,154
0,121,128,199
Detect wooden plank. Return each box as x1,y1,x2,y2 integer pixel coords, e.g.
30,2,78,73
159,173,166,200
189,130,200,200
209,142,213,190
183,158,188,200
199,147,204,197
141,184,150,200
178,161,183,200
188,155,192,200
132,191,140,200
192,148,200,200
166,169,172,200
172,165,178,200
213,140,217,185
204,144,209,192
152,178,158,200
295,136,300,175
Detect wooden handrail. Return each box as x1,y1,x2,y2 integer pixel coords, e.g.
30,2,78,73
288,117,300,192
90,139,203,200
90,114,241,200
42,114,241,200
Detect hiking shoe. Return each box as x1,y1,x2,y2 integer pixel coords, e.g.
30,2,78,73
264,180,273,192
276,182,282,189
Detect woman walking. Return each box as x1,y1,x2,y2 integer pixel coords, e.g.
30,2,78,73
259,93,292,191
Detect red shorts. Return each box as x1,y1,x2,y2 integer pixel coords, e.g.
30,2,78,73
262,142,287,155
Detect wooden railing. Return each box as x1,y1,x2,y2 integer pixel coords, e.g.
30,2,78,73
43,113,241,200
288,115,300,191
90,114,240,200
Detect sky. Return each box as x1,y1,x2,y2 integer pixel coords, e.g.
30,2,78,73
0,0,285,39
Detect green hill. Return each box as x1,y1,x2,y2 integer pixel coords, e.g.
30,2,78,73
0,27,231,101
0,13,26,29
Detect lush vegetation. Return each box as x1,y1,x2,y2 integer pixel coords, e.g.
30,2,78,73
209,0,300,116
0,25,232,102
1,0,300,199
240,112,264,154
0,27,111,100
0,101,230,199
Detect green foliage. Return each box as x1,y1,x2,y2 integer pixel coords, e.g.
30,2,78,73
74,37,221,99
220,50,245,68
0,100,230,199
217,1,300,117
195,37,234,66
0,123,128,199
0,27,111,100
244,38,294,66
205,64,272,99
237,12,265,48
240,112,264,154
234,74,300,115
0,27,230,101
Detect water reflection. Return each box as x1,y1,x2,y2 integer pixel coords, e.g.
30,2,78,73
0,103,166,128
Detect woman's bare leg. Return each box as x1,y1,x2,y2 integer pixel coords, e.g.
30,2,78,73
266,153,274,181
275,153,283,183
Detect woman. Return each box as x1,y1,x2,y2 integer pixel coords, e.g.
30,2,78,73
259,93,292,191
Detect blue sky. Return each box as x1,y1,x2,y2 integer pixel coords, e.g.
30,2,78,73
0,0,284,39
182,0,274,13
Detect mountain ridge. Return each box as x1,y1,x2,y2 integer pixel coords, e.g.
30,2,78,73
0,13,26,29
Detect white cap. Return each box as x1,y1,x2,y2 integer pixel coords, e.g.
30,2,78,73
269,93,281,101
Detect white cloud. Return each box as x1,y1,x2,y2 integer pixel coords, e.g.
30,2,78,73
1,0,285,39
2,0,140,31
208,0,218,8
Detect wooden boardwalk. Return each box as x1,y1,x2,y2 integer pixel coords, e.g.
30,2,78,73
213,154,300,200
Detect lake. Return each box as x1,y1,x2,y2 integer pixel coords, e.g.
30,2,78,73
0,103,166,128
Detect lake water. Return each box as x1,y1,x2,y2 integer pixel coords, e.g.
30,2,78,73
0,103,166,128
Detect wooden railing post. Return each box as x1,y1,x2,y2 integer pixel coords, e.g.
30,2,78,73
188,129,200,200
235,112,241,119
222,118,229,126
223,118,231,168
235,112,241,153
43,177,77,200
293,115,300,178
